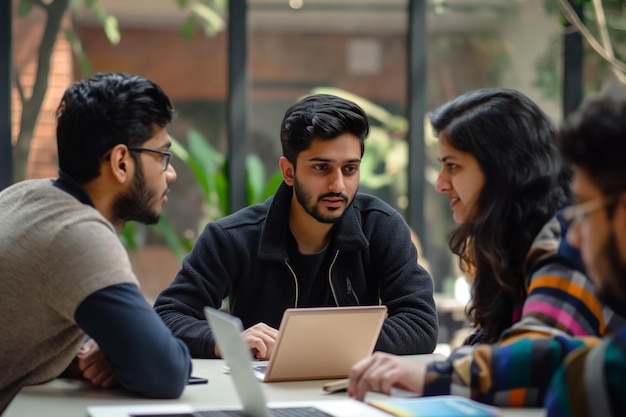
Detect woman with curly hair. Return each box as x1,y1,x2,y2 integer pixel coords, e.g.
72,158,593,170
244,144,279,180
347,88,626,407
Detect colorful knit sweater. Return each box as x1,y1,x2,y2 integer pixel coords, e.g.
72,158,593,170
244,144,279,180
423,213,626,407
544,313,626,417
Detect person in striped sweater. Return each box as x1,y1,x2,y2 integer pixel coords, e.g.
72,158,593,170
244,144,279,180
347,88,626,407
542,88,626,417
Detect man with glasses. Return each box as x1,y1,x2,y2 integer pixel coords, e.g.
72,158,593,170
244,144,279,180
542,89,626,416
0,72,191,414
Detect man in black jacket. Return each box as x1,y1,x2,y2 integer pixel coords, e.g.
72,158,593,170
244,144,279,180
154,94,438,359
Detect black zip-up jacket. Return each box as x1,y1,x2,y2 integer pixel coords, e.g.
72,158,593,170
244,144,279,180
154,182,438,358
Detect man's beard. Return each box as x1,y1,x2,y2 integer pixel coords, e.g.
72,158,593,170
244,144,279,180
595,230,626,306
293,176,353,224
113,162,161,225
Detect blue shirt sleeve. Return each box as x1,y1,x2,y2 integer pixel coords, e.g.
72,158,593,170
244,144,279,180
75,283,192,399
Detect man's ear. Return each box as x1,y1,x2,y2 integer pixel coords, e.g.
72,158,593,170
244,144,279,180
279,157,295,186
106,144,133,184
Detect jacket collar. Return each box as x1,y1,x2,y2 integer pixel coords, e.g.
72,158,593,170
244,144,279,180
257,181,369,260
53,171,96,208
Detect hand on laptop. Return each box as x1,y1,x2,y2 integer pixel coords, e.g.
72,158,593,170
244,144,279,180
347,352,425,401
213,322,279,360
243,322,279,360
77,339,118,388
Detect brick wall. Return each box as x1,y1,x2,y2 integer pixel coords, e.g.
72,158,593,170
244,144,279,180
76,26,408,103
12,0,73,179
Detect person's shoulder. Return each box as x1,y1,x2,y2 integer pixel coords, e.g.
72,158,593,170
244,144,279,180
1,179,114,236
212,198,272,230
0,178,53,200
525,209,584,274
352,192,397,216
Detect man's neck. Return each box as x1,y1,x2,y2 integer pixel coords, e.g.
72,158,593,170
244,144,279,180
288,203,334,254
82,178,124,232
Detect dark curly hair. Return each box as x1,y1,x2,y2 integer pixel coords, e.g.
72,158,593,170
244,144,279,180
429,88,571,343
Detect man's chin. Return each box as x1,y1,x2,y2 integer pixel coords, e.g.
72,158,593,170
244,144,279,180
316,212,344,224
126,212,161,226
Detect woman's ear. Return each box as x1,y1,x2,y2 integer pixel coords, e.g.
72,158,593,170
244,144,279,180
279,157,295,186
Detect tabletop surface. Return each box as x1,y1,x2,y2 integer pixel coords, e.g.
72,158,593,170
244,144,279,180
4,354,545,417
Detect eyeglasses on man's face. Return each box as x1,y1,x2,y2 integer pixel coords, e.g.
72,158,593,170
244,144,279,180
127,146,172,171
562,195,619,225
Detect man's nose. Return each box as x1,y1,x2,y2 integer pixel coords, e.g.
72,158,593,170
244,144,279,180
166,163,177,183
328,169,345,193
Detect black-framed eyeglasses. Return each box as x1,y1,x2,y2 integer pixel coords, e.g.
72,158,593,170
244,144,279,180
562,195,619,225
127,146,172,171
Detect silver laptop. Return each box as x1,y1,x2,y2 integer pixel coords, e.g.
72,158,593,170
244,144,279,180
250,306,387,382
86,308,391,417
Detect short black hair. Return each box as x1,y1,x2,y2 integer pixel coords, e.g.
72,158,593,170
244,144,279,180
280,94,369,164
558,87,626,195
56,72,174,183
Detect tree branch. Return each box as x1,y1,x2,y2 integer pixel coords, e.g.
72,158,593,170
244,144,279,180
591,0,626,84
14,0,69,180
556,0,626,82
11,58,25,104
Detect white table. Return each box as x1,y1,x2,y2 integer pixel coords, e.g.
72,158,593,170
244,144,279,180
4,355,544,417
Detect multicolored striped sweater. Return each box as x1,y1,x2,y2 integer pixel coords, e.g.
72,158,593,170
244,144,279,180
423,213,626,407
544,318,626,416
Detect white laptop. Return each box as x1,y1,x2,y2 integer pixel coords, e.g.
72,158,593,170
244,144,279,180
249,305,387,382
87,307,391,417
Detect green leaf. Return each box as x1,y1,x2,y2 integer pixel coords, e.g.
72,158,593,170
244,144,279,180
310,86,407,131
245,154,266,205
62,28,92,76
188,130,221,197
103,15,121,44
190,2,226,36
181,15,197,41
150,216,186,262
17,0,35,17
93,6,106,22
215,161,229,215
263,171,284,201
119,222,139,250
169,136,191,164
176,0,188,7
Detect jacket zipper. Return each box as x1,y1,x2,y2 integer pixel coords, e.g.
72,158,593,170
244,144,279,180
346,277,360,304
328,250,340,306
284,260,299,307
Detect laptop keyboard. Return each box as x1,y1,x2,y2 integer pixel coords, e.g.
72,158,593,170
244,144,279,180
252,364,268,374
196,406,333,417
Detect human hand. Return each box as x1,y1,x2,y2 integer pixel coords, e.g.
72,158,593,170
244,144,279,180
242,323,279,360
347,352,426,401
76,339,118,388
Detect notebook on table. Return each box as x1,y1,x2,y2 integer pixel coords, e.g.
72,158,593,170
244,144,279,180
249,305,387,382
87,307,391,417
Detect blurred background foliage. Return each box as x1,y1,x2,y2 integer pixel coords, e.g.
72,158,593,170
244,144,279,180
122,129,284,262
536,0,626,100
